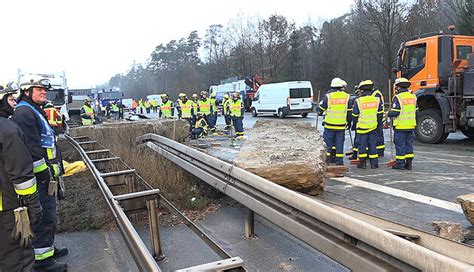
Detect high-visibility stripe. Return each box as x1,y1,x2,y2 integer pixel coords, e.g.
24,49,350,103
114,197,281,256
46,147,57,160
405,153,414,158
33,158,48,173
369,154,379,159
336,153,344,158
13,177,37,195
376,145,386,149
326,152,331,157
0,190,3,211
35,247,55,261
358,153,368,158
396,155,406,160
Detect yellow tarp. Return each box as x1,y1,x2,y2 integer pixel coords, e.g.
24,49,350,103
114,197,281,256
62,160,87,177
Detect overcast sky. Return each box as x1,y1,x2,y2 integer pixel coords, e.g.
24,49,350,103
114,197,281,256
1,0,353,88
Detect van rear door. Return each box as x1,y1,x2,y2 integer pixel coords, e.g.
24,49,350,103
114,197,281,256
289,87,313,110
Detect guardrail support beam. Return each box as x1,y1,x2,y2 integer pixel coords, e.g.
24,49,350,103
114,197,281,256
244,209,256,239
147,199,165,261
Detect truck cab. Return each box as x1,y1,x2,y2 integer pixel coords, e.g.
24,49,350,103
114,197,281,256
394,34,474,143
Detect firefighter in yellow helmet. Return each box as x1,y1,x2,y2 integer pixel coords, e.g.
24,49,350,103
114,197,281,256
352,80,384,169
227,92,245,139
388,78,417,170
81,97,95,126
177,93,195,130
222,93,232,130
319,77,350,165
159,94,174,118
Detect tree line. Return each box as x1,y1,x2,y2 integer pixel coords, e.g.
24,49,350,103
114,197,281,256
109,0,474,99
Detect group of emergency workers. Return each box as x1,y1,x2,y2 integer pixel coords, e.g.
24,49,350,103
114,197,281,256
1,76,68,271
319,77,417,170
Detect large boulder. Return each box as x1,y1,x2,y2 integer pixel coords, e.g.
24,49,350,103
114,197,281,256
457,193,474,225
234,119,326,195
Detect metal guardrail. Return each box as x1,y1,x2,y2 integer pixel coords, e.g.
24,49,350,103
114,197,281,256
137,133,474,272
66,134,161,271
66,134,245,272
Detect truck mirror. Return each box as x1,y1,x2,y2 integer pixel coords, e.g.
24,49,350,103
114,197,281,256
68,93,73,103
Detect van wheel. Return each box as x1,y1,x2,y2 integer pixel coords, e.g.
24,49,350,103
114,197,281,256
278,109,285,119
415,109,448,143
251,108,258,117
301,113,308,118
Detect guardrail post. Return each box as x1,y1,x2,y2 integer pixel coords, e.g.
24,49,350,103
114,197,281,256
244,208,256,239
147,198,165,261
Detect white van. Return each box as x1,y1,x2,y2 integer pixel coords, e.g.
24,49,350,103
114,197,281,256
251,81,314,118
146,94,162,105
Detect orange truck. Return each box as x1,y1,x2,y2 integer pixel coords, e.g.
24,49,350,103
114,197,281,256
393,33,474,143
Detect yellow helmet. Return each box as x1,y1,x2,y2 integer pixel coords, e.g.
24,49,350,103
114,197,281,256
200,91,208,97
233,92,240,98
223,94,229,99
84,97,92,103
358,79,374,91
161,94,168,98
178,93,186,98
395,77,411,88
210,92,216,98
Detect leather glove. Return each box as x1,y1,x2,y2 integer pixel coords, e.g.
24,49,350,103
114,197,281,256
20,192,43,226
11,207,35,248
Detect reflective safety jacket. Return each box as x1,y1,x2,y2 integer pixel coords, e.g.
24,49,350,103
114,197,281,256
228,99,244,117
0,117,37,212
195,117,208,131
210,98,217,114
352,94,383,134
151,99,158,107
12,100,57,181
198,99,211,115
81,104,95,126
160,100,173,118
390,90,417,130
44,106,63,128
192,100,198,113
145,101,151,109
222,98,230,115
178,99,193,119
320,90,350,130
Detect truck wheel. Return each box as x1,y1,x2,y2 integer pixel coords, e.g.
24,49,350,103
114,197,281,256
251,108,258,117
461,128,474,140
301,112,308,118
415,109,448,144
278,109,285,119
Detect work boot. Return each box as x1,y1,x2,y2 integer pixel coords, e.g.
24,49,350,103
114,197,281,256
356,159,367,169
34,259,68,272
405,158,413,170
392,163,406,170
53,247,69,259
370,160,379,169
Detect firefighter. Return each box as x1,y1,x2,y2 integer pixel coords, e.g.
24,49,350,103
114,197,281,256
80,97,95,126
228,92,245,139
388,78,417,170
371,83,386,156
44,101,64,135
209,92,217,133
144,99,151,114
222,93,232,130
151,98,158,113
191,93,199,122
348,85,361,160
352,80,384,169
138,99,144,114
177,93,194,131
12,75,68,272
159,94,174,118
0,85,43,272
191,112,208,139
198,91,215,132
319,78,350,165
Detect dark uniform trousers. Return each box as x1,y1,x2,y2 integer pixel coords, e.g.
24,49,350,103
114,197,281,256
0,211,35,272
323,129,345,164
376,124,385,155
394,130,414,166
358,130,378,163
32,176,57,259
232,116,244,136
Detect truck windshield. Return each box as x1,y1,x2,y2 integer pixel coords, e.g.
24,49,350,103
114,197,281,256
99,92,123,100
290,88,311,98
47,89,65,106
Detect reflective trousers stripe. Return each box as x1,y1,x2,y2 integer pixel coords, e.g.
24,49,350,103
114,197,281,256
405,153,414,158
396,155,406,160
35,247,55,261
369,154,379,159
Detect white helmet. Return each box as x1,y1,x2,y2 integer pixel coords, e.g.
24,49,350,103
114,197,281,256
19,75,51,91
330,77,346,88
0,82,19,100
